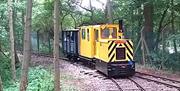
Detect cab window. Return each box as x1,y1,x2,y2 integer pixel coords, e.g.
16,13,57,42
87,29,89,41
81,29,86,39
101,28,110,38
95,29,98,41
101,27,117,39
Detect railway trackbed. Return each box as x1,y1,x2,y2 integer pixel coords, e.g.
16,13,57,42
135,72,180,90
110,78,124,91
110,77,146,91
27,53,180,91
80,70,180,91
69,61,180,91
128,77,146,91
81,70,146,91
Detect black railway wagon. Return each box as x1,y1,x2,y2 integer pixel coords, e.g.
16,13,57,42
62,29,79,59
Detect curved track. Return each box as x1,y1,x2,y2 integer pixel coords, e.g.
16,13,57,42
110,78,123,91
128,77,145,91
136,71,180,83
135,71,180,90
110,78,145,91
28,53,180,91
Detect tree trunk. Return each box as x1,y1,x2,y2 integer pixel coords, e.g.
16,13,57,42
0,75,3,91
8,0,16,81
19,0,33,90
171,0,177,54
54,0,60,91
37,31,40,53
15,50,20,68
141,30,145,65
154,6,168,50
89,0,94,22
21,10,25,52
162,31,165,55
48,32,51,53
70,14,77,28
106,0,113,23
143,2,154,51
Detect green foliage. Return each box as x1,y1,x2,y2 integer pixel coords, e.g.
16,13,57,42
0,55,11,84
167,33,180,40
32,1,53,32
39,43,52,54
27,66,54,91
165,53,180,71
0,1,11,87
4,66,54,91
149,51,169,69
0,1,180,90
62,14,76,28
145,51,180,72
3,66,78,91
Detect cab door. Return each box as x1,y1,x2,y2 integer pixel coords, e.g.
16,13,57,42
94,29,100,58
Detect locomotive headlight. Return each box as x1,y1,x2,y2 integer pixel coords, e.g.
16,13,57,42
128,61,134,68
131,64,134,68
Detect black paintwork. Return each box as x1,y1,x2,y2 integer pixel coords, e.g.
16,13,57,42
95,59,135,77
62,30,79,59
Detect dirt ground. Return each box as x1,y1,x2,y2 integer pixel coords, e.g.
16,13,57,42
18,54,180,91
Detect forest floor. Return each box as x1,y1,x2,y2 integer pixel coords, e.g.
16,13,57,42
18,54,180,91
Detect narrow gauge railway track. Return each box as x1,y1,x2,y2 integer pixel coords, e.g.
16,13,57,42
32,53,146,91
128,77,146,91
110,78,123,91
81,71,145,91
135,72,180,90
136,71,180,83
28,53,180,90
79,71,124,90
110,78,145,91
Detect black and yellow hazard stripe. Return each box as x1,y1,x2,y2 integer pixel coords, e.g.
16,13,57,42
108,41,115,62
108,40,133,62
108,41,121,62
125,40,133,61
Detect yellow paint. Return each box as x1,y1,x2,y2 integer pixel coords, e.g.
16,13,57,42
79,26,94,58
79,24,133,63
99,42,109,62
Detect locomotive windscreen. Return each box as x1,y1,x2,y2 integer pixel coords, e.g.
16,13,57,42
116,48,125,60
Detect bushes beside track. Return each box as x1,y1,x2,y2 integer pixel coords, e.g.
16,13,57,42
4,66,54,91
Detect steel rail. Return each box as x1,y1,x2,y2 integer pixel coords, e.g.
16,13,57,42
135,75,180,90
136,71,180,83
128,77,146,91
110,78,123,91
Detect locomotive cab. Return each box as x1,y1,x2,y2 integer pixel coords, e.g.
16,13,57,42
78,23,135,77
94,24,135,77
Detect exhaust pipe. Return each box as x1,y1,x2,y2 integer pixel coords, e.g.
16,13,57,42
119,20,123,33
119,20,127,38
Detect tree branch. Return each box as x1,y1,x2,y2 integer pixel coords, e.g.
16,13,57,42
154,5,169,50
0,48,9,58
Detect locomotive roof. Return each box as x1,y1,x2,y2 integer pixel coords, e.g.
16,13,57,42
80,24,119,27
63,24,119,31
63,29,79,31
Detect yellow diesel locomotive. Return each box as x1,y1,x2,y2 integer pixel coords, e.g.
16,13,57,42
62,21,135,77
